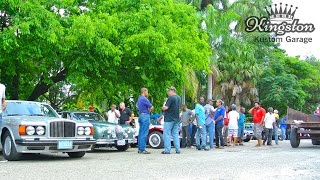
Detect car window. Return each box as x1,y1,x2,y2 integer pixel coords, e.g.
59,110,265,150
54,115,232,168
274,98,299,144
4,101,59,117
73,113,105,121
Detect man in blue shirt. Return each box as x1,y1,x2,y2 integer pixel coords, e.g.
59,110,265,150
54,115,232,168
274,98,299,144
162,86,181,154
137,88,154,154
214,99,226,149
280,116,287,141
195,97,208,151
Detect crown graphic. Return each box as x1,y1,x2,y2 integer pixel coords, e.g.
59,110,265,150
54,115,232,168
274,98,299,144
265,3,298,21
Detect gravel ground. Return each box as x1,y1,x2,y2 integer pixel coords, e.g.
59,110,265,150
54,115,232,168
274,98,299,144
1,140,319,180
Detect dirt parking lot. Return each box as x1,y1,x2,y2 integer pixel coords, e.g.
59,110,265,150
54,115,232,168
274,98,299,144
1,140,319,180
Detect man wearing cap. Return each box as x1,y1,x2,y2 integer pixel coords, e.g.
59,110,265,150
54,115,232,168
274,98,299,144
162,86,181,154
137,88,154,154
214,99,226,149
273,109,280,145
249,102,266,147
204,99,215,150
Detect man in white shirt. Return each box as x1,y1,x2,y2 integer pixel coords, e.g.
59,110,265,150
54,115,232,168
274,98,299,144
107,104,120,124
263,107,275,146
228,104,239,146
0,83,7,162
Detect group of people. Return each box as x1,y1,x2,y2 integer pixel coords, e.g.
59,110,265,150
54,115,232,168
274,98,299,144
87,85,295,155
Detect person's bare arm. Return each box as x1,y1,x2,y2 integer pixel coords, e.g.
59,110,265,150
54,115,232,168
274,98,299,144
2,98,6,111
162,105,168,111
215,115,223,123
157,115,164,124
148,106,154,112
248,107,254,114
115,110,120,118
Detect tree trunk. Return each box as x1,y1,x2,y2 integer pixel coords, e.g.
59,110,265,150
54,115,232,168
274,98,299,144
27,69,68,101
181,86,186,105
207,73,213,100
11,73,19,100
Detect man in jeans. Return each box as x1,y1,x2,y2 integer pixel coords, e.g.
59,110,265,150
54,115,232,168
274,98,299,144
180,104,193,148
263,107,275,146
137,88,154,154
205,109,215,150
162,86,181,154
195,97,208,151
273,109,280,145
280,116,287,140
0,83,7,162
214,99,226,149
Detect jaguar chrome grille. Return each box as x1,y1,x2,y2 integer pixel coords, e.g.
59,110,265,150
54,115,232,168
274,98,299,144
116,132,124,140
50,121,75,137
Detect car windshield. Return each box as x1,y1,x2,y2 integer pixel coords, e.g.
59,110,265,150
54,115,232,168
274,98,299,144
245,124,254,130
4,101,58,117
72,113,105,121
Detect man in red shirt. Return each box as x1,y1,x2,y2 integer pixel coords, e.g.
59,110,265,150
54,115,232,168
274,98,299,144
249,102,266,147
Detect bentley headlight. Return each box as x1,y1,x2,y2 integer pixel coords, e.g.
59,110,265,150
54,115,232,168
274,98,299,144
36,126,45,135
26,126,35,135
78,127,84,135
84,127,91,135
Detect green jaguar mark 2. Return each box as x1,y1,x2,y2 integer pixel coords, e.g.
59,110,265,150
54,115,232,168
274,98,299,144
61,111,136,152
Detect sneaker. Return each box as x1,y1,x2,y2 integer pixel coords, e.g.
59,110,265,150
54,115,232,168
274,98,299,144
204,148,210,151
176,151,181,154
161,151,170,154
214,146,219,148
138,150,151,154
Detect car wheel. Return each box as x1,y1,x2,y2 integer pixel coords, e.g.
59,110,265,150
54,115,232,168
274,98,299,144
116,144,130,152
243,136,250,142
148,131,164,149
67,151,86,158
2,131,22,161
290,128,300,148
311,139,320,145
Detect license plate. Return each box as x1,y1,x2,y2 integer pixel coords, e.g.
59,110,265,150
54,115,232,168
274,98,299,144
58,140,73,149
117,140,126,146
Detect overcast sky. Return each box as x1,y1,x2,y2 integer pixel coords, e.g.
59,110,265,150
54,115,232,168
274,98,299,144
275,0,319,59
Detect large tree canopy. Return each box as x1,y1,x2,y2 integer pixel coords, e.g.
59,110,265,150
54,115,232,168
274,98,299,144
0,0,210,110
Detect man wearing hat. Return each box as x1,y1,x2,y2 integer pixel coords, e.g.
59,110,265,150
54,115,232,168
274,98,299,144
162,86,181,154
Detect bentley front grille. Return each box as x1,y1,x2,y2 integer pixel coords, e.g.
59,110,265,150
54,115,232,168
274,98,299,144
50,121,76,137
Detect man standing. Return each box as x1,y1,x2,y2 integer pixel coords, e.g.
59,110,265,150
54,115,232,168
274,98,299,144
214,99,226,149
237,107,246,146
180,105,193,148
162,87,181,154
223,106,229,146
195,97,208,151
263,107,275,146
273,109,280,145
280,116,287,140
205,106,215,150
190,109,197,147
107,104,120,124
249,102,266,147
228,104,239,147
0,83,7,162
137,88,154,154
119,102,134,125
